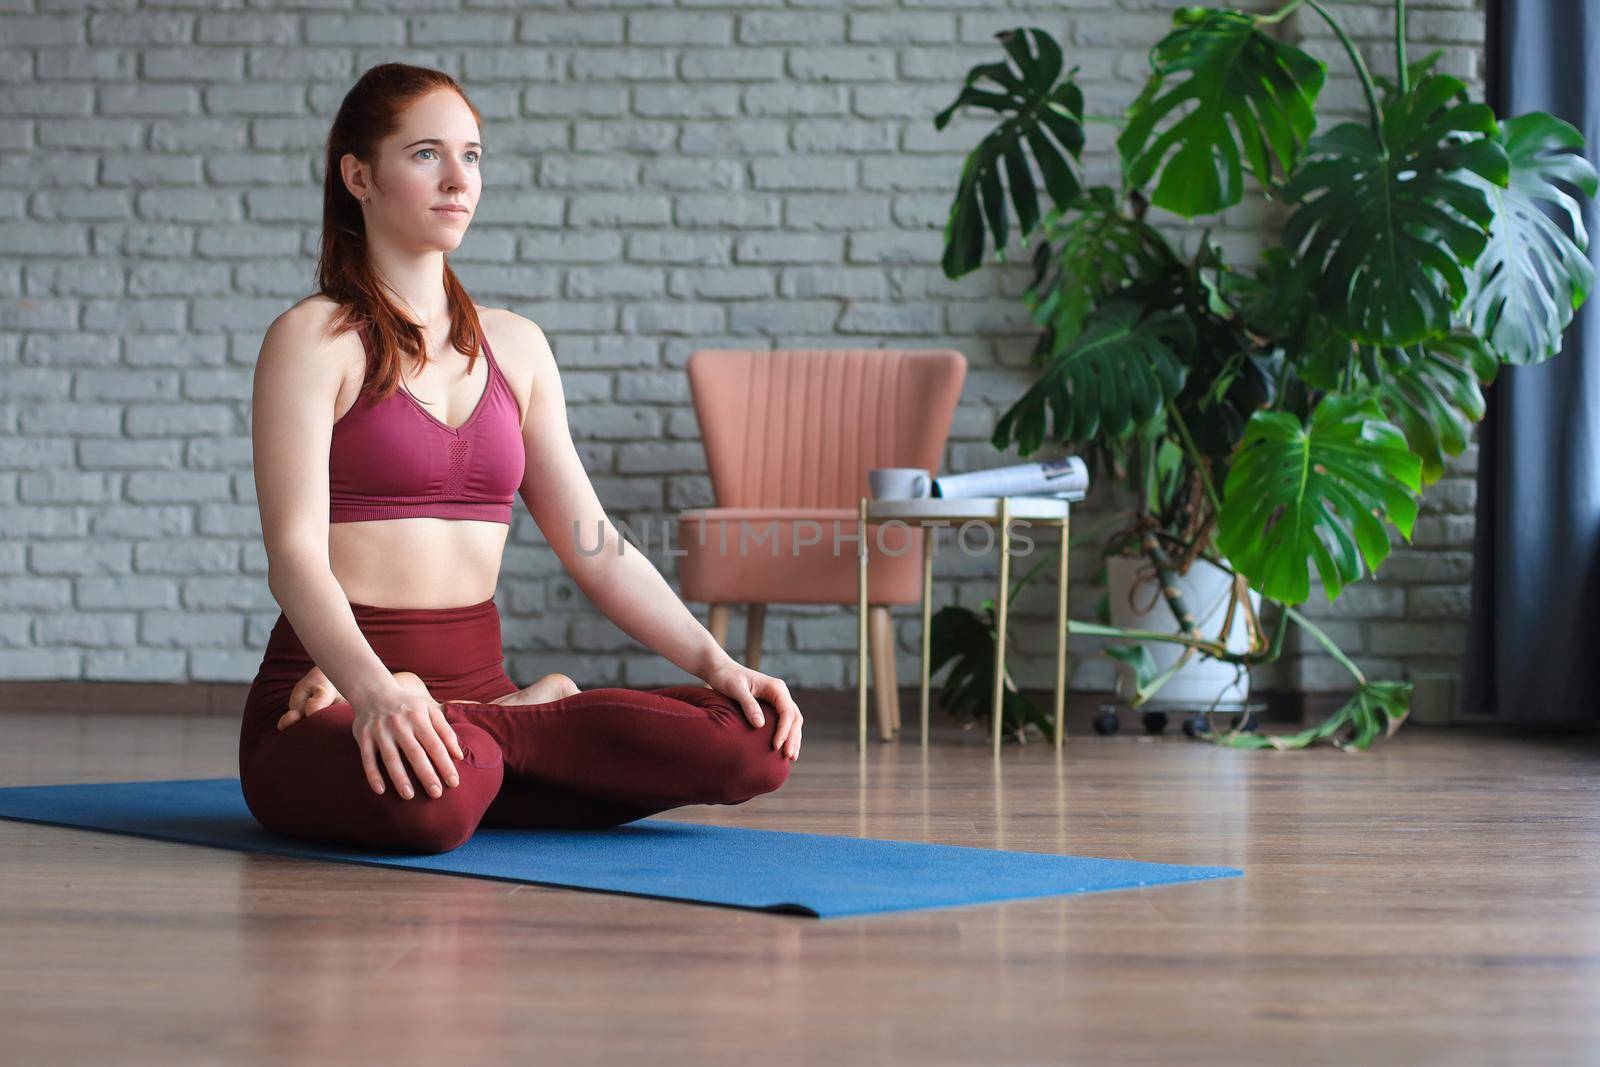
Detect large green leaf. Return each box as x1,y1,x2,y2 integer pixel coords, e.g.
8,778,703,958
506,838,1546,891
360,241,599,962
1215,395,1423,604
1021,186,1178,347
1105,641,1199,707
992,298,1193,452
1168,240,1281,460
1467,111,1598,365
928,603,1048,740
1217,246,1346,407
1215,679,1411,750
1281,73,1509,346
1118,9,1325,217
936,27,1085,278
1372,48,1448,112
1370,332,1499,483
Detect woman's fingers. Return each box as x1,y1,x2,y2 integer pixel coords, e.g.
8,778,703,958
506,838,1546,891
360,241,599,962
709,666,805,753
733,679,765,728
357,732,387,796
376,733,415,800
773,706,804,756
429,705,465,762
355,720,453,798
758,677,801,752
392,728,445,799
769,682,790,748
404,710,458,792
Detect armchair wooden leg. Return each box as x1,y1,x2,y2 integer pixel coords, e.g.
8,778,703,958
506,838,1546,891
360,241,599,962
708,604,730,649
745,603,766,671
888,619,901,730
869,605,899,741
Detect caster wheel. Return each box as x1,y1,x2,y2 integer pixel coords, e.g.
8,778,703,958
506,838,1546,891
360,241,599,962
1092,711,1121,736
1183,714,1208,738
1141,711,1169,735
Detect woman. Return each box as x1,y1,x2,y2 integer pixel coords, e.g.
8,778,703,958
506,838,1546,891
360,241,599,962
239,63,800,855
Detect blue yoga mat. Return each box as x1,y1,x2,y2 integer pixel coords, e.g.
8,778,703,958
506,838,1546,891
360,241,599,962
0,777,1241,919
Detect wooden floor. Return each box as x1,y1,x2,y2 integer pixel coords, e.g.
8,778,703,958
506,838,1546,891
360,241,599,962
1,695,1597,1067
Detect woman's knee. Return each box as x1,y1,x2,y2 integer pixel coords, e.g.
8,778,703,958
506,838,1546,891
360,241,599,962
353,760,503,853
629,685,792,805
241,714,504,854
706,694,791,804
719,740,789,804
376,793,489,854
374,723,505,853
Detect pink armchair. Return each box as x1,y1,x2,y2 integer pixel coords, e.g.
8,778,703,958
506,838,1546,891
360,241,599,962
676,348,968,740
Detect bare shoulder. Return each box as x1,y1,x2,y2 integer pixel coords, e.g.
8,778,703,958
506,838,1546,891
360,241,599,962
259,296,364,380
480,305,555,370
479,306,558,426
253,297,365,422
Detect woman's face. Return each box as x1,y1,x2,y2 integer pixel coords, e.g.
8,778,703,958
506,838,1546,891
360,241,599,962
354,88,482,252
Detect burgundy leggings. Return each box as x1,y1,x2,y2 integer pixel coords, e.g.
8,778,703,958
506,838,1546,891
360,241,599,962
238,596,789,854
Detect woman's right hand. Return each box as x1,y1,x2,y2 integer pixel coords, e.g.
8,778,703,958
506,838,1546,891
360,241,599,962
349,675,466,801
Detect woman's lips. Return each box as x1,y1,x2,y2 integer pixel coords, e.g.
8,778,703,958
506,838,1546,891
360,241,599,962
432,206,469,217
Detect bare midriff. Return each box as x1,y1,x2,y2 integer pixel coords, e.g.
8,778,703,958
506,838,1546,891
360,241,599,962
328,519,509,608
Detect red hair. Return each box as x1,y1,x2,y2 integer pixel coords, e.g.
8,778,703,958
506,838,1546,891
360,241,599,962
316,62,486,403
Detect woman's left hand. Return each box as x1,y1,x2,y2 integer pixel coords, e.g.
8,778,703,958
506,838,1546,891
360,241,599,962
701,658,803,762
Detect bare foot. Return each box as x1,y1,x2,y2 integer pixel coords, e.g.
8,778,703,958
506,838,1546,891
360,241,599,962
487,672,581,706
392,670,429,698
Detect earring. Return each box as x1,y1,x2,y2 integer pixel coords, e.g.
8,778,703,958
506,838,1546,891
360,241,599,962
361,195,370,205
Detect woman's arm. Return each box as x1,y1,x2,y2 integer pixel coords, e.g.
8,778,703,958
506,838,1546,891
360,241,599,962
506,313,805,760
507,316,733,683
253,304,406,708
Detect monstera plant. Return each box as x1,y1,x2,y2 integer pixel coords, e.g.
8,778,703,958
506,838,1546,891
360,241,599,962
928,2,1595,749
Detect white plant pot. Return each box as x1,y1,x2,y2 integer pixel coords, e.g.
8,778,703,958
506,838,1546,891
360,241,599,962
1104,555,1260,707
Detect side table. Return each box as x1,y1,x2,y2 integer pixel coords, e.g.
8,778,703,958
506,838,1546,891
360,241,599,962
856,495,1072,757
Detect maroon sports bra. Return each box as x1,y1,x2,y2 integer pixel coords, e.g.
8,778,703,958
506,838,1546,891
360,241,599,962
328,325,525,524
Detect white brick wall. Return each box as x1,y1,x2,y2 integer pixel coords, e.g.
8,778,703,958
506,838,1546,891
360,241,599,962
0,0,1485,702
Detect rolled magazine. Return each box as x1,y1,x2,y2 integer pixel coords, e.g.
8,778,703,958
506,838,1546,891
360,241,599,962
931,456,1088,501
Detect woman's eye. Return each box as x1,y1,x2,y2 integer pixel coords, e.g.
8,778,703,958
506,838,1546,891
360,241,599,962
416,149,480,163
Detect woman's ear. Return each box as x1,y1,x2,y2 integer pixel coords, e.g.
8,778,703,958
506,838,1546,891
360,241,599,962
340,151,372,203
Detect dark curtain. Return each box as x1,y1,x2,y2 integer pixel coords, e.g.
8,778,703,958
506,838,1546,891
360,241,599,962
1461,0,1600,721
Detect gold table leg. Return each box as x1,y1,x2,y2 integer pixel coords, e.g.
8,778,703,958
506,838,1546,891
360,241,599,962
992,496,1011,760
858,496,868,752
920,521,934,749
1055,515,1070,751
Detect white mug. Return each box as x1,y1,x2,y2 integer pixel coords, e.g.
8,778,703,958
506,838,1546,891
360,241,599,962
869,467,932,500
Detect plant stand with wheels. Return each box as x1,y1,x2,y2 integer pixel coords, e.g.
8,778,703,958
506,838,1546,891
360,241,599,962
1092,700,1266,738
